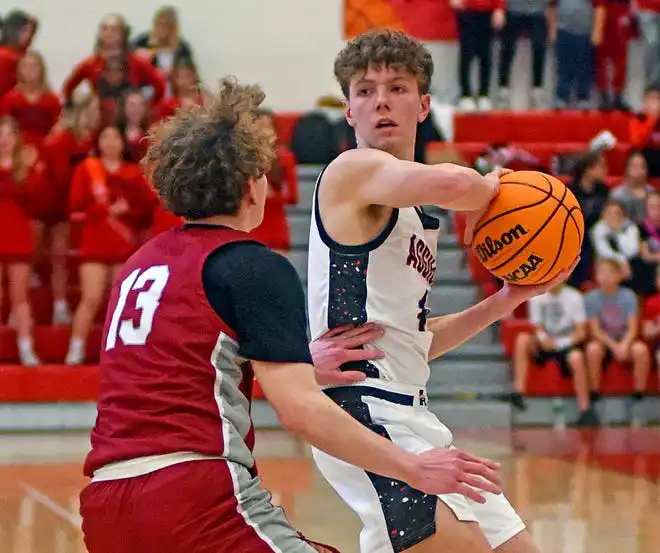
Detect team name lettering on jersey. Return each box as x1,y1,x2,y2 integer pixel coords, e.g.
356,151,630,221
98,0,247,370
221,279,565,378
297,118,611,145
474,224,529,263
406,234,436,285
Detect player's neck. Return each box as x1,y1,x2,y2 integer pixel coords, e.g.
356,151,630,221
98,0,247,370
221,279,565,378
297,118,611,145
188,215,252,233
358,143,414,161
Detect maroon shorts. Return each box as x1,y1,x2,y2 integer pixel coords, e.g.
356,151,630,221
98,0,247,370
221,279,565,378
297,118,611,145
80,459,340,553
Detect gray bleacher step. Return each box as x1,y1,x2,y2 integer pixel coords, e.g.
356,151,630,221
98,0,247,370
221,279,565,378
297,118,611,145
428,399,512,428
428,284,478,315
252,398,513,430
287,211,458,249
285,249,472,283
427,360,512,396
439,342,505,361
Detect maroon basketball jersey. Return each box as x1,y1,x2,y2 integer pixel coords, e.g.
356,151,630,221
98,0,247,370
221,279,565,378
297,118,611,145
83,226,256,477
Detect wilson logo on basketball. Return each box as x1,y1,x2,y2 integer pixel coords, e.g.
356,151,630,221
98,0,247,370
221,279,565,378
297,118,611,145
474,224,529,263
503,254,544,282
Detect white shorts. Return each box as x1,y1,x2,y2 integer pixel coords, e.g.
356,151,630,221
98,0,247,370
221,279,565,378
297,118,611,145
312,379,525,553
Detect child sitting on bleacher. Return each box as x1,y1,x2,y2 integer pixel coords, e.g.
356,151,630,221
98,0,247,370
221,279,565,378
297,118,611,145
585,258,651,415
590,199,644,292
641,265,660,391
511,283,596,425
638,191,660,295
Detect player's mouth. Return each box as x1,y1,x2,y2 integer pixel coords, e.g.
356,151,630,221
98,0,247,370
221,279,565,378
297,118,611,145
375,118,397,129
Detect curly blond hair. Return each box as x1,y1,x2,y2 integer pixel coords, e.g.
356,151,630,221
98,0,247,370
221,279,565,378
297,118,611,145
145,77,277,219
334,29,433,98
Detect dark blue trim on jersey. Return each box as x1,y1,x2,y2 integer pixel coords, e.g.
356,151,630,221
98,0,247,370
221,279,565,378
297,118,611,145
324,385,414,406
415,207,441,230
314,167,400,255
325,386,437,551
327,250,380,378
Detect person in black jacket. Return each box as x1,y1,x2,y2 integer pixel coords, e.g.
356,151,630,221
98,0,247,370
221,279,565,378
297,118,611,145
131,5,193,95
568,150,610,287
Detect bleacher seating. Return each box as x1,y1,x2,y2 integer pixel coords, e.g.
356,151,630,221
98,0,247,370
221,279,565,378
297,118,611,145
1,109,657,423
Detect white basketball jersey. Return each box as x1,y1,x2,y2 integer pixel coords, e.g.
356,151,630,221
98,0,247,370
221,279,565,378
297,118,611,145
307,173,440,387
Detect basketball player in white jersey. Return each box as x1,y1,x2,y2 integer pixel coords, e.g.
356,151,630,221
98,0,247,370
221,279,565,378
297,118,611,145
307,29,577,553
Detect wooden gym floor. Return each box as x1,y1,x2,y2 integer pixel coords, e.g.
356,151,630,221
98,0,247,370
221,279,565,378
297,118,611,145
1,427,658,553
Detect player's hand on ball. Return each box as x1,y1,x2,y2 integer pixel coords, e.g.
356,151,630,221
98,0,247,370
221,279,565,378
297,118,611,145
310,323,385,385
503,256,580,304
463,168,512,246
408,448,502,502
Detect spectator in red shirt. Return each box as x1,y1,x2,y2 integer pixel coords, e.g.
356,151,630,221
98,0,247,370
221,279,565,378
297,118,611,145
153,57,204,122
0,116,41,365
596,0,634,110
62,14,165,119
248,109,299,251
452,0,506,111
117,89,150,163
0,10,37,101
1,50,61,150
630,84,660,177
641,265,660,390
67,125,157,365
37,95,101,325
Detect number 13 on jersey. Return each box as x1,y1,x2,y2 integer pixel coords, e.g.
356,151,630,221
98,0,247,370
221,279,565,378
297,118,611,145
105,265,171,350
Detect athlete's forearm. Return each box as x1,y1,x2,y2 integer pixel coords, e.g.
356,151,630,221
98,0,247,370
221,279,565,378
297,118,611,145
426,287,522,360
257,361,418,483
283,385,419,482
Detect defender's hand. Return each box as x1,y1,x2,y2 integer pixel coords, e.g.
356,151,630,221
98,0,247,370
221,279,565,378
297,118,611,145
311,324,385,385
405,448,503,503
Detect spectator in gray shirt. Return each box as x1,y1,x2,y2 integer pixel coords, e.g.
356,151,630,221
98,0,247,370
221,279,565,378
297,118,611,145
548,0,605,108
585,258,651,412
498,0,552,109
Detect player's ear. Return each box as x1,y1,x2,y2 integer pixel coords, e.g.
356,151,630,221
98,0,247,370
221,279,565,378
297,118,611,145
343,98,355,128
418,94,431,124
245,177,258,206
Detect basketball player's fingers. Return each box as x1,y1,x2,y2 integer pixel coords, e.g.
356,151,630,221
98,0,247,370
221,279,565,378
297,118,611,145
457,472,503,496
340,328,386,349
332,323,384,342
457,450,501,470
333,370,368,383
322,325,358,338
452,483,488,504
343,347,385,362
457,460,503,487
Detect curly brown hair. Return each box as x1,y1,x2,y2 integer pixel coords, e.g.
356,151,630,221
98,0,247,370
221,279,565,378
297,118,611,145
334,29,433,98
144,77,277,220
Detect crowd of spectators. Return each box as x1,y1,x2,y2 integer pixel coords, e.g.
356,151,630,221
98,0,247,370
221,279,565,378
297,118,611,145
0,7,298,366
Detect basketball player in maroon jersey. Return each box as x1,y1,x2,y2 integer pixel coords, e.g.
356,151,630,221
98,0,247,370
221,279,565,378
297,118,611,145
78,77,505,553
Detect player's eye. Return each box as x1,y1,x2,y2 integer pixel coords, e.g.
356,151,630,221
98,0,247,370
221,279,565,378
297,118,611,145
356,88,371,96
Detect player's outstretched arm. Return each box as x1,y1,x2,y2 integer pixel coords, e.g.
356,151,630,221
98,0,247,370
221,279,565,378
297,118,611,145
322,148,498,212
253,359,502,503
427,259,579,360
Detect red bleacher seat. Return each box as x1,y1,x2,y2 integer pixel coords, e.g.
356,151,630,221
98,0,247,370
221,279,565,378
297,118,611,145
500,319,657,395
0,325,103,364
453,110,631,144
427,141,631,175
0,364,99,402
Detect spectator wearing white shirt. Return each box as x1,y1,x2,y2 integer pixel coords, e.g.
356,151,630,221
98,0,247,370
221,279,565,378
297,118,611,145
511,283,597,426
591,199,645,292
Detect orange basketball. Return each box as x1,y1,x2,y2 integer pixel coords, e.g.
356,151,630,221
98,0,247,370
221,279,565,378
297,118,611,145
471,171,584,286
